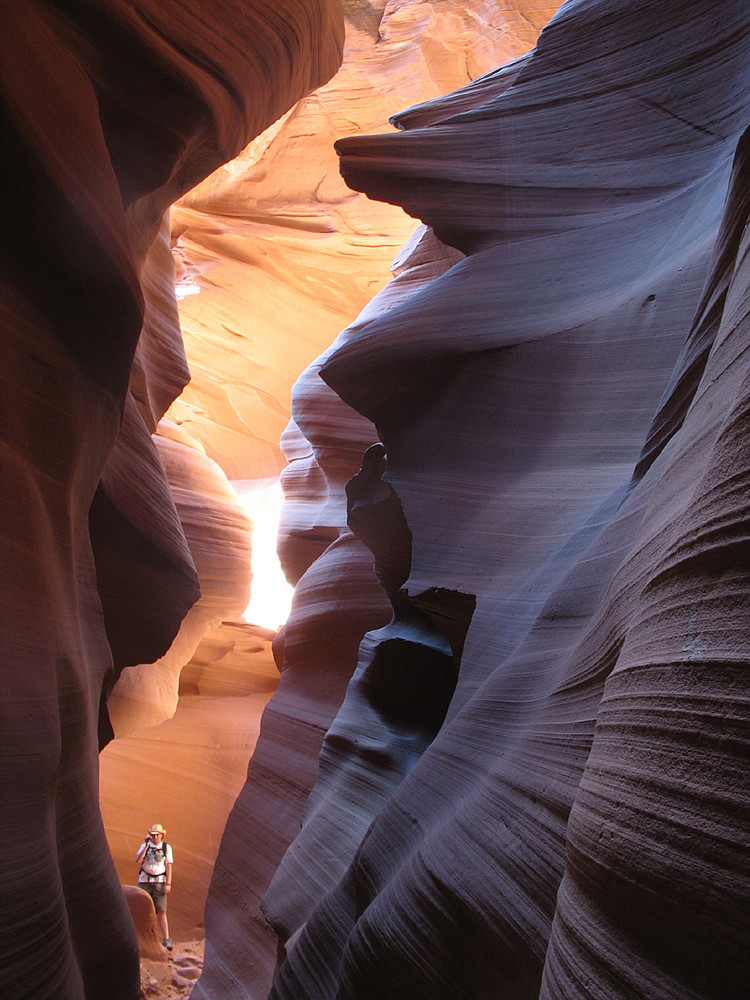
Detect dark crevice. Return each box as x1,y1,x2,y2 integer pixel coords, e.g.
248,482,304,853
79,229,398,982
346,444,475,740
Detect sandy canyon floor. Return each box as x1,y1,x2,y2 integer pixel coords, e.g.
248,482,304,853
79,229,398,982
139,940,204,999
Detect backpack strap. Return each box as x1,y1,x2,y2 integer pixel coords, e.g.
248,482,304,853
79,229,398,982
139,841,168,878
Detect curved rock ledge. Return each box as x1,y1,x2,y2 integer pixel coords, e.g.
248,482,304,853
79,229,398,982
0,3,343,998
248,2,749,999
193,6,559,998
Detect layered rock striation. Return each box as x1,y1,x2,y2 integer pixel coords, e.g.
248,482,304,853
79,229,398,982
168,0,557,482
191,5,562,998
0,3,343,998
200,1,750,999
4,1,750,999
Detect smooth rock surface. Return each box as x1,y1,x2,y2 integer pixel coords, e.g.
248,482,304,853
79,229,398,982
202,2,750,999
105,420,254,737
5,1,749,999
122,885,168,964
169,0,559,481
0,3,343,998
193,6,560,998
101,620,280,940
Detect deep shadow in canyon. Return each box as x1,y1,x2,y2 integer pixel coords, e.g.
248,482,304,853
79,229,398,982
1,3,749,1000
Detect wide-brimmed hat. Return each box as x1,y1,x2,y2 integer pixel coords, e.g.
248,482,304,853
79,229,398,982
149,823,166,836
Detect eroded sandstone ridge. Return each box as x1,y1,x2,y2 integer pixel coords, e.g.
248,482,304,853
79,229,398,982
0,3,342,998
183,4,561,997
167,0,556,483
4,0,750,998
93,0,558,960
199,1,750,999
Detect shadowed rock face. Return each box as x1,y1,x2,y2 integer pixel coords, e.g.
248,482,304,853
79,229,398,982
168,0,559,483
4,2,750,1000
198,1,750,999
0,3,342,998
191,6,561,998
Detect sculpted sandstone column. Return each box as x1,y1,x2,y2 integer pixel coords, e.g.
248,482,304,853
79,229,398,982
0,3,343,998
194,6,563,997
249,2,750,999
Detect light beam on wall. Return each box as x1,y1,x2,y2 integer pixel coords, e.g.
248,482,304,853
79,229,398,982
234,479,294,631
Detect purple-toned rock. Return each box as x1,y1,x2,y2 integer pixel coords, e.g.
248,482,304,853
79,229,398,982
254,3,750,999
0,3,343,998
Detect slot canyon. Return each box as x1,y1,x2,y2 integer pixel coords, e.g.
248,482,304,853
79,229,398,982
1,2,749,999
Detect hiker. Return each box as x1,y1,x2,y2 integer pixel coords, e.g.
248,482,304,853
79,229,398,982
136,823,174,951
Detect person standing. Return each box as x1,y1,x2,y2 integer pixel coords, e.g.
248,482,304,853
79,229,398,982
136,823,174,951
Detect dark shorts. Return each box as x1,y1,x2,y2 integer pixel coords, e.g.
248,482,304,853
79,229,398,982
141,880,168,913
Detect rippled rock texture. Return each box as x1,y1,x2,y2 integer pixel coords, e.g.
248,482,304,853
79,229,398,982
201,1,750,999
0,2,342,998
168,0,556,482
190,4,561,998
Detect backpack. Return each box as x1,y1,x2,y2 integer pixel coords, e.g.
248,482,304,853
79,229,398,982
140,840,170,880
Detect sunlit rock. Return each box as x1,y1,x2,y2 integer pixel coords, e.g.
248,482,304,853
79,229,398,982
101,620,279,940
260,2,750,999
195,4,563,992
5,0,749,997
122,886,167,963
168,0,557,481
105,420,253,736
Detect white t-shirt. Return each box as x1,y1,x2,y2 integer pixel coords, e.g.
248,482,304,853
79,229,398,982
137,840,174,882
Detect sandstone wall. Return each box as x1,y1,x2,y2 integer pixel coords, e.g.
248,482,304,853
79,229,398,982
4,2,749,999
0,3,343,998
185,4,562,997
100,620,279,941
168,0,557,481
95,0,559,968
198,2,750,999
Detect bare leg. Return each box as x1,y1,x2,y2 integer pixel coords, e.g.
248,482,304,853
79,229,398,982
158,910,170,941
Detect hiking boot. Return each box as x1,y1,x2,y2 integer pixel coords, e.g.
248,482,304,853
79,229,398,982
163,938,173,951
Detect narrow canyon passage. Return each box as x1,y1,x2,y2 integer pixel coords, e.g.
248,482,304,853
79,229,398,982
97,1,558,977
1,3,749,1000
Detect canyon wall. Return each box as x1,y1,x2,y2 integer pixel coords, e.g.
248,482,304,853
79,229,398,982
3,2,749,999
183,4,562,997
97,0,556,952
168,0,556,483
100,617,280,942
0,2,343,998
198,1,750,999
